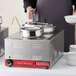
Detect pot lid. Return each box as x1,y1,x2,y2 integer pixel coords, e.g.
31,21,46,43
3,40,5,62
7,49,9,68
21,27,41,31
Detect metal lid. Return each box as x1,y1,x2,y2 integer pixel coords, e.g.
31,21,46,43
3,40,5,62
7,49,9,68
21,27,41,31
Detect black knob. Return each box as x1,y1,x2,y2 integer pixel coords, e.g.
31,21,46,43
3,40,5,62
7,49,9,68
6,59,13,67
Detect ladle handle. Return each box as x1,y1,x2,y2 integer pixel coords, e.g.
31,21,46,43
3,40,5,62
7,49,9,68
31,11,35,22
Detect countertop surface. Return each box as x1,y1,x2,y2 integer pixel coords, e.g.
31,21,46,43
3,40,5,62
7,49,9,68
0,54,76,76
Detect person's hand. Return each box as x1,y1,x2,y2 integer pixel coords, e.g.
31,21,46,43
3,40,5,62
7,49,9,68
26,6,35,20
69,10,76,25
73,10,76,15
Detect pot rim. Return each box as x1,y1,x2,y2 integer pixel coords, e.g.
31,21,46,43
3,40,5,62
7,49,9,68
21,27,41,31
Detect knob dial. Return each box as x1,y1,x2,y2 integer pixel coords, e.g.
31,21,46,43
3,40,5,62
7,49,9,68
6,59,13,67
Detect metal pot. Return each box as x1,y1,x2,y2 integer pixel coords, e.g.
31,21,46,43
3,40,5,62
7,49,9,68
24,22,56,34
43,24,56,34
12,16,55,38
20,26,43,38
24,22,48,28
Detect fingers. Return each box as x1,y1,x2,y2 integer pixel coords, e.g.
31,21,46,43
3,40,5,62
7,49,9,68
73,10,76,16
26,6,35,20
69,11,76,25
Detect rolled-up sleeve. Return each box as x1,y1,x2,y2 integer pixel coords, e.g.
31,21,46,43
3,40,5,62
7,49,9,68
23,0,37,12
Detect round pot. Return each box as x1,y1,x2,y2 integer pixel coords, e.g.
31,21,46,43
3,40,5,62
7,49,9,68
43,26,56,33
23,22,55,34
24,22,48,28
20,27,43,38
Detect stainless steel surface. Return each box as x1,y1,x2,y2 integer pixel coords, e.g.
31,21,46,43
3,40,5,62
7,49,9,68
43,24,56,33
12,16,55,38
24,22,55,34
31,11,35,22
20,27,43,38
5,30,64,68
24,22,48,28
21,21,55,38
0,27,8,57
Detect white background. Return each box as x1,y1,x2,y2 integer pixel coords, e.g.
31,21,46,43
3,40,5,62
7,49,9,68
0,0,27,35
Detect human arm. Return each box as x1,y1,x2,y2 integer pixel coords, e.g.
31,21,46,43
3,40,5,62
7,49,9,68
23,0,37,19
72,0,76,15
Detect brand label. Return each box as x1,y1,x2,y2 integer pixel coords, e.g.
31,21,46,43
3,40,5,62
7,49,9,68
36,62,49,66
5,59,50,69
